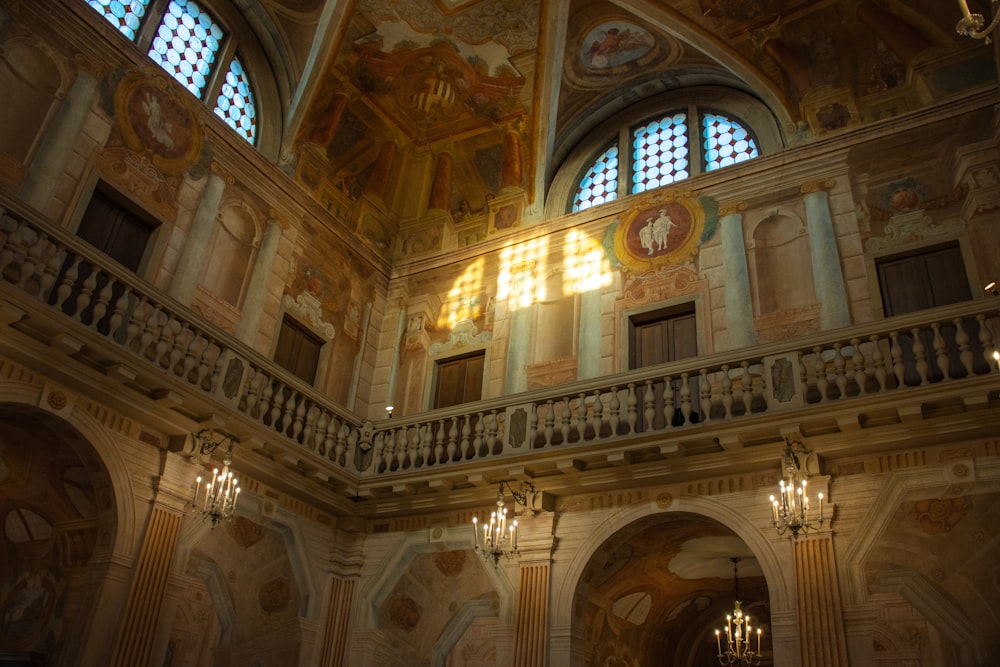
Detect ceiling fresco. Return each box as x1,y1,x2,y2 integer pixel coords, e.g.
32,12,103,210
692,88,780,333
283,0,991,260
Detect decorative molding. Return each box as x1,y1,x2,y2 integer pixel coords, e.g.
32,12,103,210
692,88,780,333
864,211,966,253
428,318,491,356
282,292,336,342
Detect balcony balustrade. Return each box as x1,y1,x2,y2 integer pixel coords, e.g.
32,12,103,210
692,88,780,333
1,194,998,509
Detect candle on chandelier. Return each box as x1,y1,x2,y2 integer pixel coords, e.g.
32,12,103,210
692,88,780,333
818,491,825,523
472,516,479,547
193,475,202,505
715,629,722,655
232,486,240,511
757,627,762,654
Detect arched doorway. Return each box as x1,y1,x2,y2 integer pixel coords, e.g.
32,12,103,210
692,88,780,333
0,403,118,663
575,512,773,667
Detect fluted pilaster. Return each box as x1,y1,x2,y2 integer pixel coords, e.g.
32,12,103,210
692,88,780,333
794,534,849,667
513,561,550,667
110,506,183,667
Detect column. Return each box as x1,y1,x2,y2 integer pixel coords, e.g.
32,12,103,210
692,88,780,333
318,575,357,667
306,93,348,146
235,216,283,345
794,535,849,667
762,38,817,96
429,152,453,211
364,141,397,201
109,471,191,667
167,168,228,305
856,1,931,64
803,184,851,330
720,204,756,349
513,558,551,667
502,129,523,190
576,289,601,380
21,70,99,212
504,262,534,394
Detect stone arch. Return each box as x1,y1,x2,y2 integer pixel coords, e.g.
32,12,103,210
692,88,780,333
0,383,138,662
551,493,795,665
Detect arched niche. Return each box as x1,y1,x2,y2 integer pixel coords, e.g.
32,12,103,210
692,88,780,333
0,400,120,662
0,35,69,185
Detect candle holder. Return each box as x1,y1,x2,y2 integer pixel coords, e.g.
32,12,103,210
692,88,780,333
190,429,241,528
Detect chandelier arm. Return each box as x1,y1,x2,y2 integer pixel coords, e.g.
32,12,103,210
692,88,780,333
956,0,1000,40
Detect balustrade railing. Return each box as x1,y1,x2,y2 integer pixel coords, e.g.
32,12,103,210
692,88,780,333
1,197,997,486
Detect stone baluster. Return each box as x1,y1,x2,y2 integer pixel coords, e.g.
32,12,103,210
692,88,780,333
460,415,473,460
435,420,446,464
932,322,949,380
741,362,753,415
559,398,571,444
447,417,459,461
576,393,588,442
591,390,603,440
870,335,888,390
643,381,655,432
911,327,929,385
543,400,555,446
955,318,974,375
850,339,867,395
662,377,674,427
626,383,637,434
977,314,997,370
832,343,847,398
608,387,620,436
487,410,499,454
814,347,829,402
679,373,692,424
699,369,712,422
721,365,733,418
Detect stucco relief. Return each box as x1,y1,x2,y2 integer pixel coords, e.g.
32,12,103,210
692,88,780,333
864,210,966,253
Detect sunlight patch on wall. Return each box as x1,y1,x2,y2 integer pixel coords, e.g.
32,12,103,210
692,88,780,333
497,237,548,311
563,229,613,295
440,257,484,328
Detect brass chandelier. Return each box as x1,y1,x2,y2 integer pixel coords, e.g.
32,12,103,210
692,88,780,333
472,480,534,565
190,429,241,528
714,557,762,666
769,440,825,538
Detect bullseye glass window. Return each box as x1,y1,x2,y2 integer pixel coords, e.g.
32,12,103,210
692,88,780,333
631,113,689,194
89,0,151,40
214,56,256,143
703,112,759,171
572,144,619,212
148,0,225,97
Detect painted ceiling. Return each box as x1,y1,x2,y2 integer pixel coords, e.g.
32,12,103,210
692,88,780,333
277,0,989,238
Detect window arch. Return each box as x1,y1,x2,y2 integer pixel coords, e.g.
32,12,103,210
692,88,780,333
553,88,781,217
572,143,618,212
85,0,259,147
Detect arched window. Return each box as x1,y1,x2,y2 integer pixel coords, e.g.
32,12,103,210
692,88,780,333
85,0,258,145
572,143,618,212
557,90,776,216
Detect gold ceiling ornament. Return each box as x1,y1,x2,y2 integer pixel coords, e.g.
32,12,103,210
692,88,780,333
956,0,1000,41
769,439,825,538
713,557,763,666
190,429,242,528
471,480,534,566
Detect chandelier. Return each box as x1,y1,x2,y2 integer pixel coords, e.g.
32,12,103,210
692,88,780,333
471,480,534,566
956,0,1000,41
190,429,241,528
714,557,762,666
769,440,824,538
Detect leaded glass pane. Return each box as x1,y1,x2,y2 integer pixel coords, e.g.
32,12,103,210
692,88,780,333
88,0,151,41
573,144,619,212
214,56,257,144
631,113,688,194
703,112,759,171
148,0,225,97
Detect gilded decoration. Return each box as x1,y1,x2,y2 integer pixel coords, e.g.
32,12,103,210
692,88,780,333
612,194,705,274
114,70,204,176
